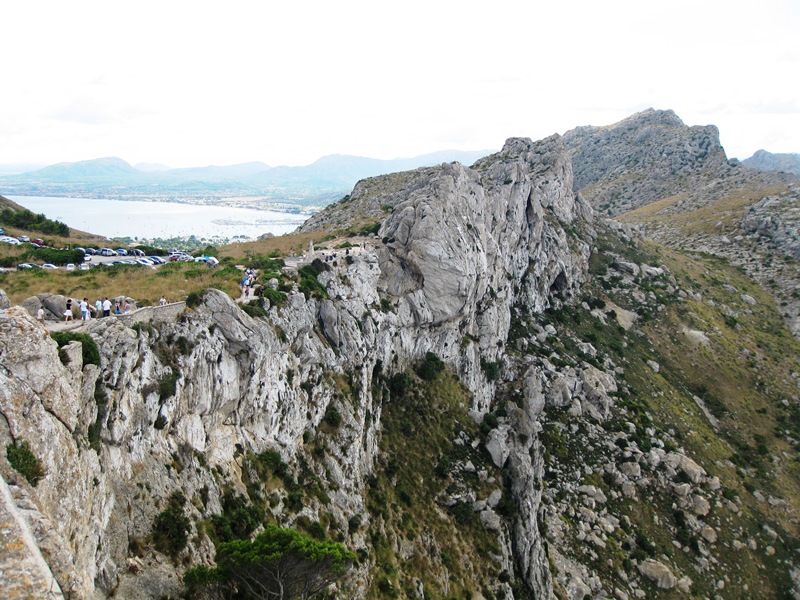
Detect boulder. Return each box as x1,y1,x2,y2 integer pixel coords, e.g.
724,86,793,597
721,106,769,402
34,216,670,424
638,559,677,589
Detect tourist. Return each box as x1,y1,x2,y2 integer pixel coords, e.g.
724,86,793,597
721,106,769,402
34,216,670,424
95,297,103,318
64,299,73,322
159,295,167,306
37,306,45,324
114,301,121,315
102,297,111,317
80,298,89,320
122,299,131,314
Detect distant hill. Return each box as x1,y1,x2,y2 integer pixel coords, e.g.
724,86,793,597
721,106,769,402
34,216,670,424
31,157,144,181
0,150,493,206
742,149,800,175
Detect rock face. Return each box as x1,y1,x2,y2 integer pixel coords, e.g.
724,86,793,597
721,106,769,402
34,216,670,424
0,135,593,599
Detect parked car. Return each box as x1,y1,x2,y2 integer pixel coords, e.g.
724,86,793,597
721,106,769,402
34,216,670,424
66,263,76,271
85,247,97,255
78,263,91,271
33,238,44,245
17,263,38,270
17,235,30,242
0,236,21,245
135,258,155,266
115,248,128,256
0,228,4,235
100,248,117,257
84,254,92,262
41,263,58,269
29,242,42,249
148,256,166,264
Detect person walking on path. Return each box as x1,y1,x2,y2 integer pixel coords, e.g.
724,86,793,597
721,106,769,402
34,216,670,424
64,298,74,322
80,298,89,321
102,297,111,317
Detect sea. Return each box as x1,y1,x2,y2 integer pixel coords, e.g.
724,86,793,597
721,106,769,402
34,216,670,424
7,195,310,242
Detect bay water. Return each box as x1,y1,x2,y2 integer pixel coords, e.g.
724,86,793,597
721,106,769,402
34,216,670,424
7,195,310,242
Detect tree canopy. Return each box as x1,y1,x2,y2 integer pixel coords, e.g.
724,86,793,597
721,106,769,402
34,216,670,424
185,525,355,600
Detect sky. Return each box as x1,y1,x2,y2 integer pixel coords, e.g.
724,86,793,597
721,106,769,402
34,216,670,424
2,0,798,168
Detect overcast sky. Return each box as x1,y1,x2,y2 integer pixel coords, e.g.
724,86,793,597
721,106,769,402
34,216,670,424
2,0,798,168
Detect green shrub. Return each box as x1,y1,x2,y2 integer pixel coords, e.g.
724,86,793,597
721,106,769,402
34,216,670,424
480,359,501,381
323,405,342,428
6,440,45,486
50,332,101,367
158,371,179,401
152,492,191,557
211,491,263,542
262,286,287,307
416,352,444,381
241,302,268,319
185,289,207,308
388,372,411,398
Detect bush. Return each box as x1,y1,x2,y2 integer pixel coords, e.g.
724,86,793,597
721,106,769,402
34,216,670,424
262,286,287,307
185,289,207,308
50,332,101,367
211,491,263,542
416,352,444,381
6,440,45,486
152,493,191,557
480,359,501,381
158,371,179,402
0,207,69,236
388,372,411,398
323,405,342,428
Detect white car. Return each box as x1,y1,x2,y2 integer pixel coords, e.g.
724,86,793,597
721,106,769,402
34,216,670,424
135,258,155,266
66,263,76,271
0,236,21,245
41,263,58,269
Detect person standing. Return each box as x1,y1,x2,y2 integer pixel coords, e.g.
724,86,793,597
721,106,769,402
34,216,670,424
102,297,111,317
80,298,89,320
37,306,45,324
95,297,103,318
64,298,74,322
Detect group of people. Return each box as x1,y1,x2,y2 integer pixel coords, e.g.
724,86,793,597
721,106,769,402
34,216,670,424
50,296,133,322
241,268,258,298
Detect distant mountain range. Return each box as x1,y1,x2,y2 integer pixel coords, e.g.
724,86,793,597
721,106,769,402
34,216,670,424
0,150,493,208
741,149,800,175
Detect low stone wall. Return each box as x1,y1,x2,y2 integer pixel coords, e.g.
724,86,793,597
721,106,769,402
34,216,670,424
116,302,186,327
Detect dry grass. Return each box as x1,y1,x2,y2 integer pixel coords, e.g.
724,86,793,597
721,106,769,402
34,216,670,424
619,183,791,235
0,262,241,307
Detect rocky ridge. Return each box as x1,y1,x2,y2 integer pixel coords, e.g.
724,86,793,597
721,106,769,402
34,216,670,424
1,135,593,599
563,108,794,217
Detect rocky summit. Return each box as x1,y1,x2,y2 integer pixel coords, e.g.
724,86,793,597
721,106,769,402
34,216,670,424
2,110,800,599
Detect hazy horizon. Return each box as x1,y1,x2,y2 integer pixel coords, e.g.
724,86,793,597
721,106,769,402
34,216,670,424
2,1,798,168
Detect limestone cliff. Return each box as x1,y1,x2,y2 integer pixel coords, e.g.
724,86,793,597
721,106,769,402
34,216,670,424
0,135,592,599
